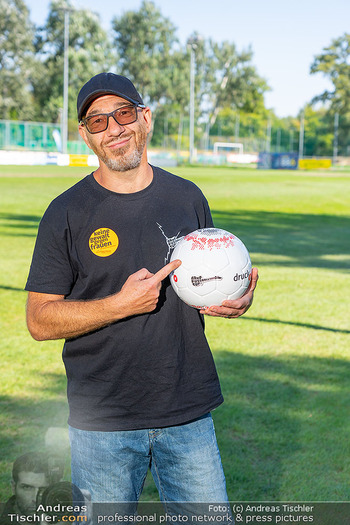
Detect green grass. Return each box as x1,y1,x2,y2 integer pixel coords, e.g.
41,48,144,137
0,164,349,502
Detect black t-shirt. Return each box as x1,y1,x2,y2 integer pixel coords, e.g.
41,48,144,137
25,166,223,431
0,496,17,525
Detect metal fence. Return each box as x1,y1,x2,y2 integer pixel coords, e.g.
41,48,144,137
0,120,90,154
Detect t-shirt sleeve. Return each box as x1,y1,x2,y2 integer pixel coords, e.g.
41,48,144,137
195,187,214,229
25,212,75,295
203,195,214,228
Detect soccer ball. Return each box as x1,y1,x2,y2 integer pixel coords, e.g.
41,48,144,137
170,228,252,309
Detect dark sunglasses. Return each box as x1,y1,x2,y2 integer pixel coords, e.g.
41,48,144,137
80,103,146,134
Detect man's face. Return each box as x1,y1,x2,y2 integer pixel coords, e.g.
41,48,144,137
12,471,49,515
79,94,152,172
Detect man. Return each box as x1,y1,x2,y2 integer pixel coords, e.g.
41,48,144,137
0,452,50,524
25,73,258,506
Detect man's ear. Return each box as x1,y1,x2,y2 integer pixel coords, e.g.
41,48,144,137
78,124,92,149
142,107,152,134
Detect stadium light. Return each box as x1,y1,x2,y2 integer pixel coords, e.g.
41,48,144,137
187,34,202,164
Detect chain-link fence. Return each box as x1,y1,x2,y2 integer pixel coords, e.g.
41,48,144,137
1,117,349,166
0,120,90,154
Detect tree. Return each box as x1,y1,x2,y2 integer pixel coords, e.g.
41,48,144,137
204,40,269,128
1,0,271,152
32,0,115,128
0,0,36,119
310,33,350,114
300,105,333,157
111,1,187,110
111,2,269,149
111,0,192,146
310,33,350,156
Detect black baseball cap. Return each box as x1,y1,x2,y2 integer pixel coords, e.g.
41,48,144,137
77,72,145,120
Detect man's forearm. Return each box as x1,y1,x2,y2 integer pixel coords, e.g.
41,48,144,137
26,261,181,342
26,293,126,341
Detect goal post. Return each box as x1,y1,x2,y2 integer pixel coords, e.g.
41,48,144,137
213,142,244,155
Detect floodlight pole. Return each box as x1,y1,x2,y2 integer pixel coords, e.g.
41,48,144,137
235,113,240,142
276,128,281,153
298,109,304,159
266,116,271,152
333,112,339,166
62,8,70,155
187,34,201,164
289,130,294,152
189,45,196,163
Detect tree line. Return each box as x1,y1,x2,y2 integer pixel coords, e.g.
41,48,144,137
1,0,349,155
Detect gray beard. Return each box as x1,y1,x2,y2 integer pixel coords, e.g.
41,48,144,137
101,147,144,172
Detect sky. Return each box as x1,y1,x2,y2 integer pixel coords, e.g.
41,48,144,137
24,0,350,118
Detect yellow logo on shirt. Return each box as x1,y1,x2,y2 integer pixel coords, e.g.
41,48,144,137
89,228,119,257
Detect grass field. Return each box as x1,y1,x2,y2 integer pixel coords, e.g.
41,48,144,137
0,164,349,503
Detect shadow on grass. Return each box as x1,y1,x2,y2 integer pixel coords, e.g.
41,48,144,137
117,351,350,502
212,209,350,270
241,316,350,335
1,209,350,271
212,350,350,500
0,213,41,238
1,354,349,501
0,285,26,292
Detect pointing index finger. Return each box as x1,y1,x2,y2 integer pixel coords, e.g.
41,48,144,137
152,259,182,283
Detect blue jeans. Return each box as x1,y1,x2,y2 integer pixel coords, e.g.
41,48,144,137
69,413,229,504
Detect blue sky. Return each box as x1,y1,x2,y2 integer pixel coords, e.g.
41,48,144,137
25,0,350,117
